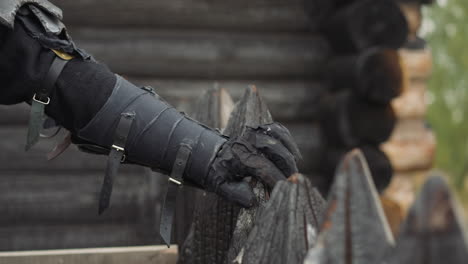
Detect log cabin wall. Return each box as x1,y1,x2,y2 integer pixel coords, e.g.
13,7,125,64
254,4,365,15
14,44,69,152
0,0,434,251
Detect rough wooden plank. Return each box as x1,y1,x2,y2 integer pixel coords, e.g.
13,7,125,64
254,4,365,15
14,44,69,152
0,224,159,252
0,171,158,224
385,173,468,263
0,80,327,125
53,0,309,32
0,123,320,173
0,246,177,264
305,149,394,264
69,28,330,79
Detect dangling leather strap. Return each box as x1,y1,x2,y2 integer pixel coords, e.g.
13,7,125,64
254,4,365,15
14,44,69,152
160,144,191,247
98,112,135,215
26,55,70,151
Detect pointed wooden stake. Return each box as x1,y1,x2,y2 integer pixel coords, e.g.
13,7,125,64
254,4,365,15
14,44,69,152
386,173,468,264
305,149,394,264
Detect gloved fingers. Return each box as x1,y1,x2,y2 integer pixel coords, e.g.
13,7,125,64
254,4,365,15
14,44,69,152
232,145,288,188
257,123,302,160
217,180,257,208
251,133,299,177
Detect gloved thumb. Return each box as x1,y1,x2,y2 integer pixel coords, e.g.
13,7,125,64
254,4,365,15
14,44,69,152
217,181,257,208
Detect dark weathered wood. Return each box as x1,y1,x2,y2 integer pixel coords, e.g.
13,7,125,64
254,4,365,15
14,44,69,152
0,246,178,264
54,0,309,32
304,149,395,264
385,173,468,264
0,223,158,251
69,28,330,79
0,123,320,173
0,80,327,125
316,145,393,196
319,92,396,148
326,48,403,104
321,0,408,52
236,175,326,264
0,171,156,224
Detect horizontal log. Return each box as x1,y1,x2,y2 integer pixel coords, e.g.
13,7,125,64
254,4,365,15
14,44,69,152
0,223,159,251
54,0,309,32
70,28,330,79
0,246,178,264
399,48,432,81
0,171,163,224
0,79,327,125
392,80,427,118
0,123,322,173
381,128,436,171
321,0,408,52
384,170,430,212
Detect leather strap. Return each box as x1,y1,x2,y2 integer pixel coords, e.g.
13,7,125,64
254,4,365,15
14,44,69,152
98,112,135,215
160,144,191,247
26,55,69,151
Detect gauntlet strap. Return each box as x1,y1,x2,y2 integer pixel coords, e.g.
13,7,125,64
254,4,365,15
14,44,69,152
26,53,69,150
160,144,191,247
98,112,135,214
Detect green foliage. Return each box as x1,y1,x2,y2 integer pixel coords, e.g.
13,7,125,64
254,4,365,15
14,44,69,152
424,0,468,189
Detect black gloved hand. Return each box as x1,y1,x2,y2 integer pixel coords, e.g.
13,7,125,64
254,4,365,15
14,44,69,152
191,123,301,207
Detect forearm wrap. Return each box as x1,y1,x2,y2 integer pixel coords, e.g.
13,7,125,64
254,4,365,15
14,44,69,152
78,75,227,183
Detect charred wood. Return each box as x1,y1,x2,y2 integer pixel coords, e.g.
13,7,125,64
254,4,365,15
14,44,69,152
325,48,403,104
319,92,396,148
320,0,408,53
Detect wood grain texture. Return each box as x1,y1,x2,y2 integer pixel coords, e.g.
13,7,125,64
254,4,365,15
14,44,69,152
69,28,330,79
0,223,159,252
54,0,309,32
0,246,178,264
0,171,158,224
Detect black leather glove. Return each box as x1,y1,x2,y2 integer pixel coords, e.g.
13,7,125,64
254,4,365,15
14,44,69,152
199,123,301,207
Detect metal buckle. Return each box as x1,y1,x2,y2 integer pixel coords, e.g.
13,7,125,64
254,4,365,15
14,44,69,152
111,144,124,152
32,94,50,105
169,177,182,185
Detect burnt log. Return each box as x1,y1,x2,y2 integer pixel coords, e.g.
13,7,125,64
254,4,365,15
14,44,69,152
304,149,395,264
325,48,403,104
320,0,408,53
317,145,393,196
319,92,396,148
385,173,468,263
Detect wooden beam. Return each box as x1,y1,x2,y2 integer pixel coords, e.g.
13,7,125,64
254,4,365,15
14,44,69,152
53,0,308,32
0,171,157,224
68,28,330,79
0,246,177,264
0,224,160,251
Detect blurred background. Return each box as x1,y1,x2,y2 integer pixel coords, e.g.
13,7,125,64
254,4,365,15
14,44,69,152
423,0,468,212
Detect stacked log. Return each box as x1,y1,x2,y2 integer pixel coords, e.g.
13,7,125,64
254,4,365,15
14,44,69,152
382,0,436,222
304,0,408,197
